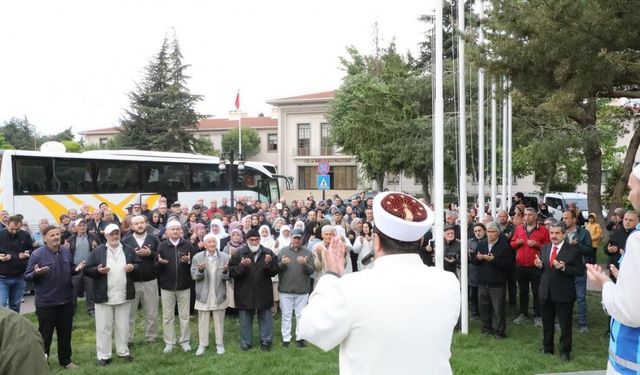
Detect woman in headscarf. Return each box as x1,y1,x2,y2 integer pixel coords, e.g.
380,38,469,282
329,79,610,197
293,220,305,233
190,223,207,253
347,217,363,245
259,225,275,249
241,215,252,237
210,219,230,251
272,225,291,253
250,215,260,231
222,229,246,310
271,217,286,238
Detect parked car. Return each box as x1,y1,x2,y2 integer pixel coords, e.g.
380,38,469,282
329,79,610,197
543,192,606,221
344,191,379,205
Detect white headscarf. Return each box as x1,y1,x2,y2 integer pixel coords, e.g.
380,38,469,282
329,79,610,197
210,218,229,243
259,224,275,249
275,225,292,250
293,220,305,232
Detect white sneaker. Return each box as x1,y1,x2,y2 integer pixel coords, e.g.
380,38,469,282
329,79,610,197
180,343,192,352
195,345,206,356
513,314,528,325
163,344,174,353
216,345,225,355
534,317,542,327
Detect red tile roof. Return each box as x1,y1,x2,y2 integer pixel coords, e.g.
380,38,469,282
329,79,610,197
79,117,277,135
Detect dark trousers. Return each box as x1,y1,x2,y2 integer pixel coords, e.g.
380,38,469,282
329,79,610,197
239,308,273,347
35,302,74,366
506,265,517,306
469,286,479,316
541,298,573,355
478,285,506,336
71,273,94,313
516,266,541,317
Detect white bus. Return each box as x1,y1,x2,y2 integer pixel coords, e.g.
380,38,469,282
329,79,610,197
0,149,281,224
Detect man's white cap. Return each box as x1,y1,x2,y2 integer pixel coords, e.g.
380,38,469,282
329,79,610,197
166,220,182,229
372,192,434,242
104,223,120,235
74,218,86,226
633,164,640,180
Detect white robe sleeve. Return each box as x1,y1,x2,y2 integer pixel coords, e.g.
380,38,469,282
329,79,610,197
299,274,352,351
602,232,640,327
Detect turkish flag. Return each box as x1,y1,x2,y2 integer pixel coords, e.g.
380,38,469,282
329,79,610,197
234,91,240,110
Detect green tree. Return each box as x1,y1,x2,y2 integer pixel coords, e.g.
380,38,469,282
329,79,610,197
1,117,37,150
0,133,14,149
221,127,260,159
479,1,640,219
116,37,203,152
38,127,74,144
62,140,82,153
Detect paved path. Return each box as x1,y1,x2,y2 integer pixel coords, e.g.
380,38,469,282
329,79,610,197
537,371,605,375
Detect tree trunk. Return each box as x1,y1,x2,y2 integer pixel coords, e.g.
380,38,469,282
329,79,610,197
608,120,640,216
420,173,431,202
580,104,603,222
376,173,385,192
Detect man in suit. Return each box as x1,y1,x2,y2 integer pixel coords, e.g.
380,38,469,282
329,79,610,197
534,221,584,362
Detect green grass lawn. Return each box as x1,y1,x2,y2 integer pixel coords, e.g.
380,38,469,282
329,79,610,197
34,291,609,374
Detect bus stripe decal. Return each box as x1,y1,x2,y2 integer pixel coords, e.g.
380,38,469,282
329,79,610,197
93,193,137,218
65,195,86,207
145,195,160,208
32,196,69,223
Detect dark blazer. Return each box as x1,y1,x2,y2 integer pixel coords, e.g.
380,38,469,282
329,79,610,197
228,245,279,310
538,242,584,303
84,243,140,303
473,234,514,286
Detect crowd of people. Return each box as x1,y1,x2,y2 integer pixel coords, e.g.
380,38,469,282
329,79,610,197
0,188,634,370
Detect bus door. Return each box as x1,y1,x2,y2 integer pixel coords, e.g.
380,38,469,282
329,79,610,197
257,179,280,203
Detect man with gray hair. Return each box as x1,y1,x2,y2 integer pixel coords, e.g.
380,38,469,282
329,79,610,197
313,225,351,279
473,222,513,339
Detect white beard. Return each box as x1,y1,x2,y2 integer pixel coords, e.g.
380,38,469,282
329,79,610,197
248,244,260,253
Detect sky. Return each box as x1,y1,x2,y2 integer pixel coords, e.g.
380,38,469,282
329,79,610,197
0,0,436,138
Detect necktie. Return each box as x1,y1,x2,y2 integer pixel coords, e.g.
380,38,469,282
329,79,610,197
549,246,558,267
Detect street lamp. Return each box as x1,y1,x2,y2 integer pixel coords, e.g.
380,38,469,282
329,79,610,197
218,149,245,207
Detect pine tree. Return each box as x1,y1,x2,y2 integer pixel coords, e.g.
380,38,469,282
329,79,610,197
117,37,203,152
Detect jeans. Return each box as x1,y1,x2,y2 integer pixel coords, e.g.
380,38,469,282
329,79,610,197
279,293,309,342
574,274,587,328
0,276,26,313
238,308,273,347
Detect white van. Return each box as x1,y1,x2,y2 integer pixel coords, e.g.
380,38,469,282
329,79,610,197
543,192,592,221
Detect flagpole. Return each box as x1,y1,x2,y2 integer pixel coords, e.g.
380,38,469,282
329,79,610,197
476,0,485,221
434,1,445,271
457,0,468,335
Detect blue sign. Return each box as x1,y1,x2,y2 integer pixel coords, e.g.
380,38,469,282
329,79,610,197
317,175,330,190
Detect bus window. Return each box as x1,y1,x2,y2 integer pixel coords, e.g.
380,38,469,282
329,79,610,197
191,163,220,191
140,162,188,192
13,156,53,195
53,158,93,194
96,160,138,193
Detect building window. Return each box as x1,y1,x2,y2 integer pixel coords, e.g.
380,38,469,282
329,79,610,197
321,123,333,155
297,123,310,156
267,133,277,152
99,138,108,147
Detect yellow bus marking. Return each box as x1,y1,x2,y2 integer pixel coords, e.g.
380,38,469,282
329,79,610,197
32,196,69,223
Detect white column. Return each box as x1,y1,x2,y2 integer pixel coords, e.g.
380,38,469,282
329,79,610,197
501,78,508,211
490,81,497,217
457,0,468,335
476,0,485,221
434,2,445,270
